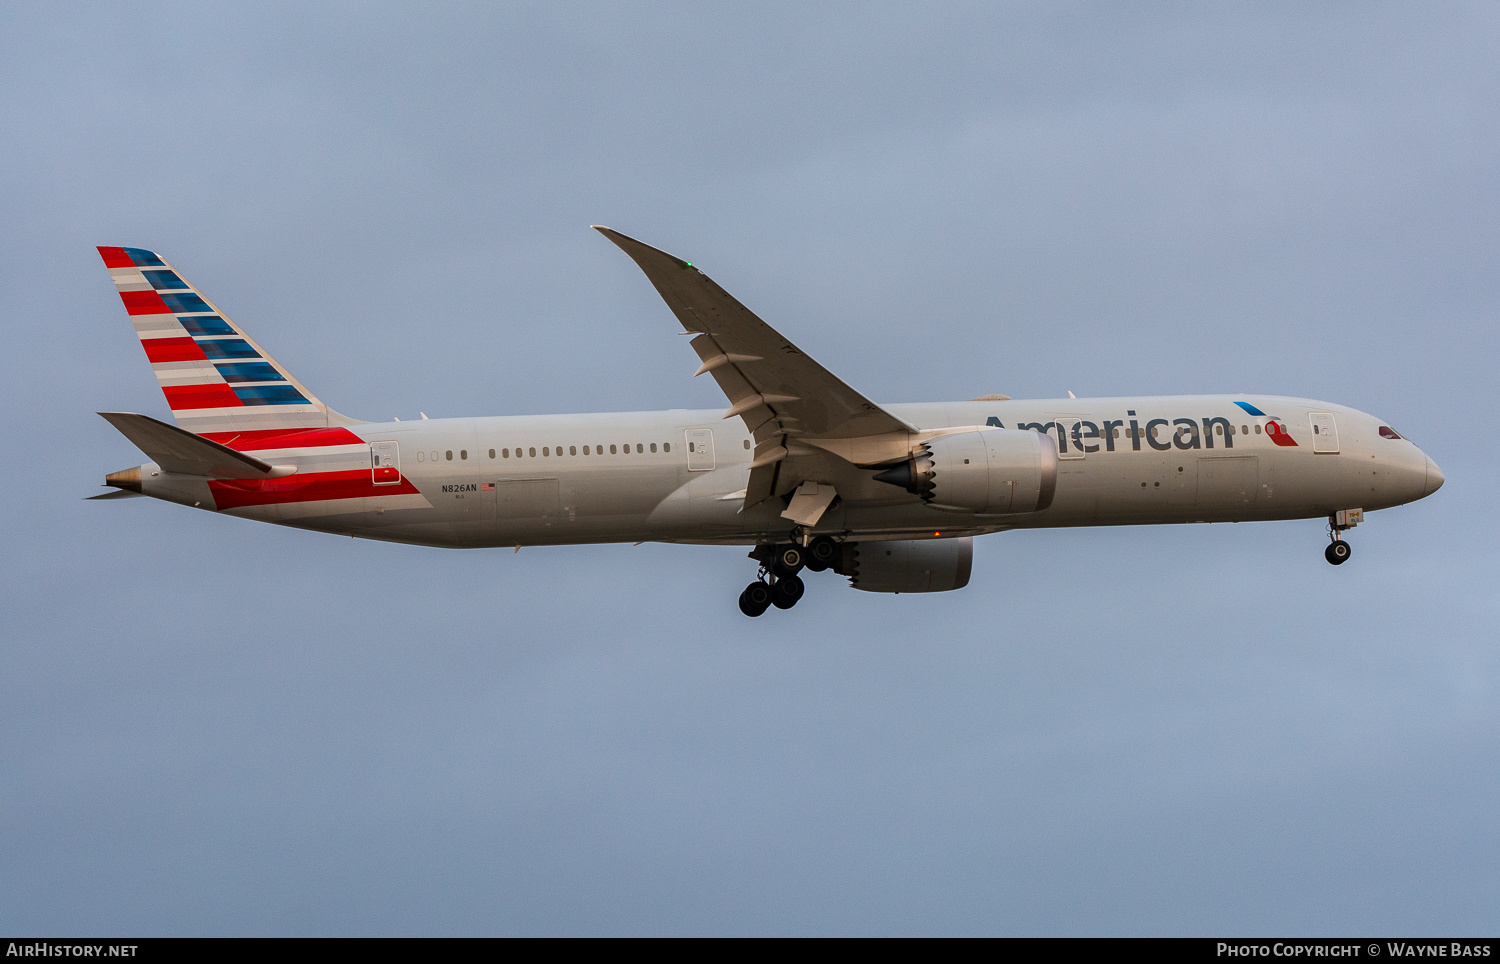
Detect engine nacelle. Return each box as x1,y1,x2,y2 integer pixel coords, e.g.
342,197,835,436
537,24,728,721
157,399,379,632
839,537,974,593
873,428,1057,514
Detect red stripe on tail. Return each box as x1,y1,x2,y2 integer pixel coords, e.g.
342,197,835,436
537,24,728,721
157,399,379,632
119,290,171,315
162,383,244,410
141,337,208,364
201,427,366,451
209,470,421,510
98,246,134,269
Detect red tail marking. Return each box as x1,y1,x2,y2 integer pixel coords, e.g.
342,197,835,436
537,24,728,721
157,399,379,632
162,384,244,410
119,290,171,315
210,427,365,451
98,246,134,269
141,336,208,364
208,470,422,510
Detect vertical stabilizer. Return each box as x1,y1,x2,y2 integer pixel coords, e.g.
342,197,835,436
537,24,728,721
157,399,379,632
97,246,359,440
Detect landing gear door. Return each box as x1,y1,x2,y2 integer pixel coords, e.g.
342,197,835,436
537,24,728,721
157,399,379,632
1309,412,1340,453
685,429,716,471
371,441,400,484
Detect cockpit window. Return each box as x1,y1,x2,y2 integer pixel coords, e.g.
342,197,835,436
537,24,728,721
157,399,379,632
1379,426,1403,440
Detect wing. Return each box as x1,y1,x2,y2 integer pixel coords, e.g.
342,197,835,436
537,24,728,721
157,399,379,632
595,227,914,505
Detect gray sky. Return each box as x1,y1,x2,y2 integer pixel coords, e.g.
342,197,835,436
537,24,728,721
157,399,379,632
2,2,1496,935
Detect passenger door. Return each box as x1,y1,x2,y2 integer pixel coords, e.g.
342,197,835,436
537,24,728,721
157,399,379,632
1053,417,1084,460
1309,412,1340,453
685,429,716,471
371,441,400,485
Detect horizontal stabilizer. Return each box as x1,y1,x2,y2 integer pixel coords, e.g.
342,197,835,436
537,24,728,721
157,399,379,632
98,412,297,479
86,488,144,500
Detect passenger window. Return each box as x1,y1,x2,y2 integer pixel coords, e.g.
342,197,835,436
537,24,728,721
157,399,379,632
570,446,577,456
502,448,509,458
1242,425,1249,435
416,451,424,462
663,442,669,452
446,450,453,461
543,447,550,456
583,445,590,455
529,447,536,457
1214,425,1222,436
1254,425,1262,435
636,443,643,453
488,449,495,459
610,444,617,454
461,449,468,459
649,443,657,453
430,451,438,461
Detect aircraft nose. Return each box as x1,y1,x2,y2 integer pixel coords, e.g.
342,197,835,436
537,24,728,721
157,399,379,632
1423,454,1445,497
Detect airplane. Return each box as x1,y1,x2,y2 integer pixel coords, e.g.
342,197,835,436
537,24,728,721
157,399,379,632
92,228,1445,616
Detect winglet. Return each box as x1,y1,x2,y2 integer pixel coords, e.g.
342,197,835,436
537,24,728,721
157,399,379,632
594,226,700,284
594,226,915,439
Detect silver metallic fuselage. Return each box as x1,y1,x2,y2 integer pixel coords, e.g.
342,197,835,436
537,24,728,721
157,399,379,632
134,395,1443,549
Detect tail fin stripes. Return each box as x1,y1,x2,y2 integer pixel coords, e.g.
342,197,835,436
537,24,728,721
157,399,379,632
97,246,358,438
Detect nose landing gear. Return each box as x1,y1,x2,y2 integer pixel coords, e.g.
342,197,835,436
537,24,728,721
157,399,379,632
1324,509,1362,566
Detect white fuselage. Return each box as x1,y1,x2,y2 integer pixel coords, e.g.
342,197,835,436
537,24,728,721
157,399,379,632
134,395,1442,549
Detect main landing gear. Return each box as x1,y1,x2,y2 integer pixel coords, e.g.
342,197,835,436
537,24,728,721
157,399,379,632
738,536,839,617
1324,509,1363,566
738,573,802,617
